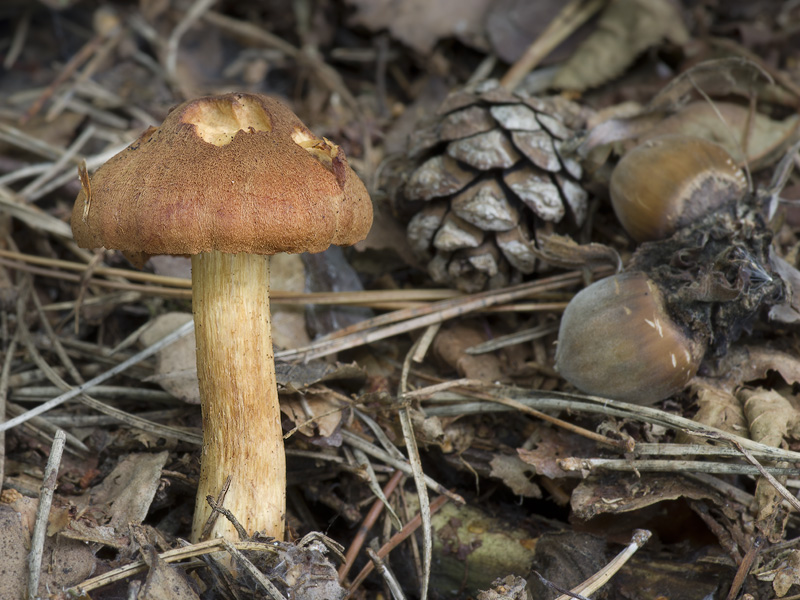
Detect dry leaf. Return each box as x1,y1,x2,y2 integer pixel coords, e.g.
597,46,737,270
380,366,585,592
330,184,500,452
770,253,800,324
489,453,542,498
570,474,734,521
552,0,689,91
767,550,800,597
433,322,505,382
277,361,365,393
709,344,800,388
139,544,201,600
642,102,800,170
0,506,29,599
517,425,596,479
270,253,311,350
345,0,493,54
486,0,589,64
141,312,200,404
534,233,621,271
282,386,346,441
740,388,796,541
0,505,95,598
677,379,748,444
741,388,797,447
78,451,170,528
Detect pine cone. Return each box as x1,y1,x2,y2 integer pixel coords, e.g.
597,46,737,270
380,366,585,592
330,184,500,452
403,80,589,292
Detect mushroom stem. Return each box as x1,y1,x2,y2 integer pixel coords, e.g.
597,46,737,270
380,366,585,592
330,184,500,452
190,249,285,541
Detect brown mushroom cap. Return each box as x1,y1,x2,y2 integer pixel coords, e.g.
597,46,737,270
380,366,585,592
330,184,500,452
71,93,373,258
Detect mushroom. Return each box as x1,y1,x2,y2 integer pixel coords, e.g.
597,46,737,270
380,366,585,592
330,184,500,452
71,93,373,541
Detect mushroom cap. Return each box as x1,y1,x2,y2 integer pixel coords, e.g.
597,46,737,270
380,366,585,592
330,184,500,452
71,93,373,260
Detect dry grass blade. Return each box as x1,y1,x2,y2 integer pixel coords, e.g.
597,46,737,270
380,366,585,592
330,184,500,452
366,547,407,600
397,325,439,600
165,0,218,83
0,320,196,434
713,434,800,512
351,448,402,529
279,270,601,362
220,539,287,600
0,248,460,306
341,430,463,504
0,189,73,239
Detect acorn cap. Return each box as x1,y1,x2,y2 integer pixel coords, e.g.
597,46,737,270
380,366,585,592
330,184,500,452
71,93,373,260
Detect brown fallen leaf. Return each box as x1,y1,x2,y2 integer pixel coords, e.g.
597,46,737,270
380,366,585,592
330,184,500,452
707,343,800,388
0,504,96,598
740,387,797,541
641,102,800,170
76,451,170,528
433,321,505,383
533,233,621,272
489,453,542,498
518,424,597,479
570,473,736,522
552,0,689,91
139,544,201,600
756,549,800,597
676,378,748,444
741,387,798,448
282,386,346,442
141,312,200,404
345,0,493,55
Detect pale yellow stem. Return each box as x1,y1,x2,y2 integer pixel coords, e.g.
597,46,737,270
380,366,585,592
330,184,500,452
190,250,285,541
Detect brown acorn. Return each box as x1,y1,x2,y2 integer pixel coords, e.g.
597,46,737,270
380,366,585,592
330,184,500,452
609,135,747,242
555,271,706,403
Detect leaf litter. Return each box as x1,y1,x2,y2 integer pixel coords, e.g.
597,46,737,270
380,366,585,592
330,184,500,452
3,1,800,599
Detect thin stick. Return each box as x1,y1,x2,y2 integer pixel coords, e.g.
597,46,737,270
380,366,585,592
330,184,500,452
554,529,651,600
721,435,800,512
4,7,31,70
19,125,96,200
69,539,278,593
422,390,800,464
463,388,630,451
27,430,66,600
724,535,764,600
346,494,450,597
557,457,800,477
339,470,404,582
0,320,195,432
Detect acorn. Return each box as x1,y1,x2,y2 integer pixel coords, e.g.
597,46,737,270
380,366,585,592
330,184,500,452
555,271,706,403
609,135,747,242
